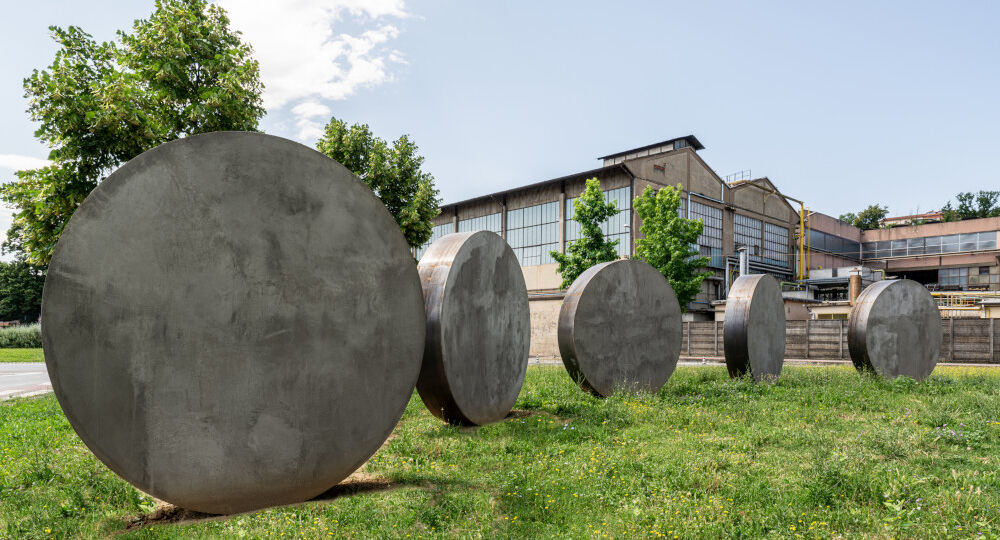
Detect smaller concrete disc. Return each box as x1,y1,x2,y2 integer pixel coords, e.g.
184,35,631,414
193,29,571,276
848,279,941,380
557,259,682,397
724,274,785,381
416,231,530,425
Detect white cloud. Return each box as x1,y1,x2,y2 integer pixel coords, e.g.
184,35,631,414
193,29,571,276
218,0,409,142
0,154,51,171
291,101,332,141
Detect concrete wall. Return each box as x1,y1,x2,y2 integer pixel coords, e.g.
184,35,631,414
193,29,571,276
523,263,562,291
528,297,561,359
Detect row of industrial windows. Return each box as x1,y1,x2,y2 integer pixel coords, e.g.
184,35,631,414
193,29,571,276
807,229,861,258
938,266,1000,288
862,231,998,259
763,223,789,267
687,200,724,268
414,187,632,264
731,213,791,269
507,202,559,266
734,214,762,263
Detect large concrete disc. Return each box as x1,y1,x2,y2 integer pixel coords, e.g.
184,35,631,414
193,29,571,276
416,231,530,425
847,279,941,380
723,274,785,381
41,132,426,514
557,259,682,397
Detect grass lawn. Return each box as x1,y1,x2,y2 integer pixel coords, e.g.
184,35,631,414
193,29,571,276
0,348,44,363
3,365,1000,539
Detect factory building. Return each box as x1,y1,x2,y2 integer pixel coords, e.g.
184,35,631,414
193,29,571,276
416,136,800,331
800,213,1000,318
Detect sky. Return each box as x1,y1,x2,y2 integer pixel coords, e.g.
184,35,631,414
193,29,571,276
2,1,999,261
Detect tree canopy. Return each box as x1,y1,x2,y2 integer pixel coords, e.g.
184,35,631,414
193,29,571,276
942,190,1000,221
633,184,711,311
550,178,620,288
2,0,264,265
316,117,441,249
837,204,888,230
0,261,45,323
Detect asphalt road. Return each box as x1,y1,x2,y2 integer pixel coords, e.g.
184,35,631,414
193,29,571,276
0,363,52,401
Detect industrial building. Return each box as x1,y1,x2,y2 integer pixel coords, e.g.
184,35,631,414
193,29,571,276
799,212,1000,318
416,134,1000,356
416,136,801,326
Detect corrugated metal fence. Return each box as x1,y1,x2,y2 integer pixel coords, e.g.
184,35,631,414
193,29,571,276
680,319,1000,363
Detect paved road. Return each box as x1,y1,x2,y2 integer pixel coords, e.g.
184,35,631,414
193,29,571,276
0,363,52,401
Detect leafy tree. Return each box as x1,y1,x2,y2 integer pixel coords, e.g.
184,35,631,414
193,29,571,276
838,212,857,225
632,184,711,311
0,261,45,323
838,204,888,230
1,0,264,265
550,178,620,288
941,190,1000,221
316,117,441,249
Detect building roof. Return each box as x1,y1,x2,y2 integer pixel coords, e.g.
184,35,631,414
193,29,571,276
438,163,631,211
596,135,704,160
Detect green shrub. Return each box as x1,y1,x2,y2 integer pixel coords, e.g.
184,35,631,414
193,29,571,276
0,324,42,348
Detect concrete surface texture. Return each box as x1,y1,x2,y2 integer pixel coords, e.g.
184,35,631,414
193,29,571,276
41,132,426,514
557,259,682,397
0,363,52,400
847,279,942,380
416,231,530,425
723,274,786,381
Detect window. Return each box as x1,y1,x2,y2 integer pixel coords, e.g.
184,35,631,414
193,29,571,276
939,267,969,288
941,234,960,253
688,200,723,267
414,223,454,260
507,202,559,266
960,233,978,252
809,229,859,257
981,266,991,276
457,213,501,234
979,231,997,250
734,214,762,260
566,186,631,258
861,231,998,260
924,235,941,254
764,223,790,268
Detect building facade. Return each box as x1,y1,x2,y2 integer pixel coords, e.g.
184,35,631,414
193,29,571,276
416,136,800,325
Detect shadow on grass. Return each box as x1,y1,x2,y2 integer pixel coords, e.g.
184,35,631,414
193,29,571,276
124,473,445,530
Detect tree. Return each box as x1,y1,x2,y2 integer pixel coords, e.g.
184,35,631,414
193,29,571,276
838,212,857,225
549,178,620,288
941,190,1000,221
0,261,45,322
1,0,264,265
316,117,441,249
632,184,711,310
838,204,888,230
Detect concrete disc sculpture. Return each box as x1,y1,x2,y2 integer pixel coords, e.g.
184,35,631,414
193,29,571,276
558,259,682,397
723,274,786,381
847,279,941,380
416,231,530,425
41,132,426,514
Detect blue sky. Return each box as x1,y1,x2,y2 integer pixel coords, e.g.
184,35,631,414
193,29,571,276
2,1,999,258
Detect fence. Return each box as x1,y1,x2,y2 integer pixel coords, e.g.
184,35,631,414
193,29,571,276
680,319,1000,364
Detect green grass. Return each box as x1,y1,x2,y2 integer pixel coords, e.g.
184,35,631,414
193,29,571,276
0,348,44,362
3,365,1000,539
